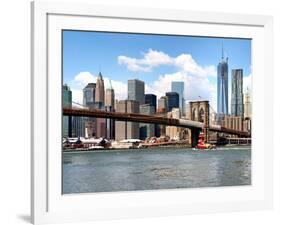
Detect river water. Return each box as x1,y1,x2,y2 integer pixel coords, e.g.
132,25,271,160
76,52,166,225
62,147,251,194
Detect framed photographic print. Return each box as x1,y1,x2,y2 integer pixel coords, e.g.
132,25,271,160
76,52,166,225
31,1,273,224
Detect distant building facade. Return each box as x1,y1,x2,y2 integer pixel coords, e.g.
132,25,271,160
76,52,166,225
83,83,96,107
171,81,185,115
244,88,251,119
165,108,185,140
105,85,115,109
63,84,72,137
105,105,115,140
115,100,140,141
82,83,96,138
84,121,95,138
139,104,155,140
231,69,244,117
157,96,168,113
144,94,158,136
128,79,145,105
145,94,157,110
72,117,85,137
165,92,179,112
105,82,115,140
221,115,244,131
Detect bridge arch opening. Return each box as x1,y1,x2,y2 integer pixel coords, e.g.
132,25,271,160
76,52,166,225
199,108,205,123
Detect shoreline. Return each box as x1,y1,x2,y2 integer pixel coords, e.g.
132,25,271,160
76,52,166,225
62,144,251,153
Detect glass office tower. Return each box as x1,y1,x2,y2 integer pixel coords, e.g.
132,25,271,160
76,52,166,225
217,53,229,116
128,79,145,105
63,84,72,137
145,94,157,110
171,81,185,115
165,92,179,112
231,69,244,117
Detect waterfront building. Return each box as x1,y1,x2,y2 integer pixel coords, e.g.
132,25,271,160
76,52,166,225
243,118,251,132
96,118,106,138
95,72,105,106
244,87,251,119
165,92,179,112
115,100,140,141
128,79,145,105
139,104,155,140
63,84,72,137
84,121,95,138
221,115,243,131
105,81,115,109
217,47,229,116
231,69,244,117
72,117,85,137
165,108,184,140
171,81,185,115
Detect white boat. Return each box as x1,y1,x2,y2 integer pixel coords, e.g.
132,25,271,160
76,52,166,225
88,146,104,150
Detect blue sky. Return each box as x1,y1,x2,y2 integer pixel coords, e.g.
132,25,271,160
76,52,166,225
63,30,251,109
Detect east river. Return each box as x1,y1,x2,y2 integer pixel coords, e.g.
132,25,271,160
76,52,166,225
62,147,251,194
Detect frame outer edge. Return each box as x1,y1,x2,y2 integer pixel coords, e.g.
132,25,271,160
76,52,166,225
31,1,274,223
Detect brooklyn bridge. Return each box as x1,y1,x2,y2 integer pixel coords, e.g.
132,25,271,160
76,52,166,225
63,100,250,147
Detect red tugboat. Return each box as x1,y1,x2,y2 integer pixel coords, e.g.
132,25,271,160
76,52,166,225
195,132,215,150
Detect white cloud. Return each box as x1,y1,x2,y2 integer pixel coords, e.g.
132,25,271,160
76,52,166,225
174,54,216,77
73,71,95,86
243,73,252,93
118,49,174,72
118,49,216,78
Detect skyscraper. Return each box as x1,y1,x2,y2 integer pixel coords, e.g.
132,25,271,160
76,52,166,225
95,72,105,106
217,47,229,115
244,87,251,119
157,96,168,113
94,72,106,138
105,80,115,109
231,69,244,117
128,79,145,105
171,81,185,115
63,84,72,137
83,83,96,138
145,94,157,111
165,92,179,112
83,83,96,107
105,81,115,140
145,94,158,136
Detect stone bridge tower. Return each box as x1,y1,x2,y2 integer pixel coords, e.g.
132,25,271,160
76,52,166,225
189,100,210,146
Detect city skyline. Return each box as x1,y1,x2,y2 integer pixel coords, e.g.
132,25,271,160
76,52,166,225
63,31,251,111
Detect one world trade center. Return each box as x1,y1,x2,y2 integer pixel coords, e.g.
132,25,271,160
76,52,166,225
217,46,229,116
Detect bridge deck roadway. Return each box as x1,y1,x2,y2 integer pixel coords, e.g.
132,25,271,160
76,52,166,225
63,107,250,137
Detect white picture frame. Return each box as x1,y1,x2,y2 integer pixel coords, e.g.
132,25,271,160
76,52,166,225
31,1,273,224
